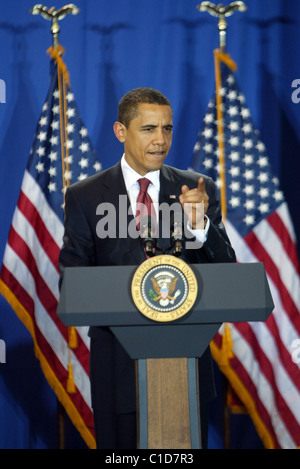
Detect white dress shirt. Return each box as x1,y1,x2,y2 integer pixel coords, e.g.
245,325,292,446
121,154,209,245
121,154,160,220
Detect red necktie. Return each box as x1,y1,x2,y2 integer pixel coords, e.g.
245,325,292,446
136,178,155,233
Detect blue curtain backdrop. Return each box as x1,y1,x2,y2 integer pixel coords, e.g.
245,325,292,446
0,0,299,449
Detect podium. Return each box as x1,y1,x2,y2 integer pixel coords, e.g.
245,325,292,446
57,261,274,449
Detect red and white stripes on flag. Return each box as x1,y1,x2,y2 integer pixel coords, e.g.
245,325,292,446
190,50,300,448
0,162,95,450
0,48,101,448
218,205,300,449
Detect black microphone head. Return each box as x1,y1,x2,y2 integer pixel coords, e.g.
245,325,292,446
170,208,185,256
140,215,156,255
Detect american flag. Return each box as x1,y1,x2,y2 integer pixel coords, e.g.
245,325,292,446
190,52,300,449
0,51,101,448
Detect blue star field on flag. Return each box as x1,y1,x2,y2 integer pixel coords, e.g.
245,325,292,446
190,61,284,237
27,61,102,222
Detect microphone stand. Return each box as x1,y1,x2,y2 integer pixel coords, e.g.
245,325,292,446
140,212,186,258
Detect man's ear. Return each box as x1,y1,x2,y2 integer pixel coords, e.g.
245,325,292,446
113,121,126,142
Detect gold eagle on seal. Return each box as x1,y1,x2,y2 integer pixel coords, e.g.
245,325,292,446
151,276,178,302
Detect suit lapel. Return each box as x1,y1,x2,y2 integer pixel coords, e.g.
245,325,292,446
158,166,183,251
159,165,182,203
101,164,183,263
102,162,146,265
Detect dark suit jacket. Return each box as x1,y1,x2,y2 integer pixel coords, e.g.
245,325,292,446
58,161,236,414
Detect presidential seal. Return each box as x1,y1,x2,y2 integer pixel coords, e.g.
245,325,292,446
131,255,198,322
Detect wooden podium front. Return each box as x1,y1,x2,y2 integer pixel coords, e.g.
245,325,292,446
57,262,274,449
137,358,200,449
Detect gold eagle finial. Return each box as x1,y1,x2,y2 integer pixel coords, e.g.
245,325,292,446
197,2,247,18
196,2,247,51
30,4,79,48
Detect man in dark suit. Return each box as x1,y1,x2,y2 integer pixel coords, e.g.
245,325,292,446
59,87,236,449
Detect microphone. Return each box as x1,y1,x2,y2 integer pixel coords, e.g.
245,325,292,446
140,215,157,257
170,210,184,256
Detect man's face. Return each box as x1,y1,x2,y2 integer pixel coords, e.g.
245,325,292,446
115,103,173,175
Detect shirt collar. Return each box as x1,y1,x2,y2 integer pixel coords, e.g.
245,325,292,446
121,154,160,192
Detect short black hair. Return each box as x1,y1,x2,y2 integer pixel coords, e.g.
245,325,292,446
118,87,172,127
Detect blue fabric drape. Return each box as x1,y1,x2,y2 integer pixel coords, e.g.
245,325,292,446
0,0,299,448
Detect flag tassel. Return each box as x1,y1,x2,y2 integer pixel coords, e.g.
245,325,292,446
67,363,76,394
68,326,78,349
218,324,234,367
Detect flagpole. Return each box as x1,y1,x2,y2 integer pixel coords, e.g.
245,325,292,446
196,2,246,220
196,1,247,450
30,4,79,450
29,4,79,199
